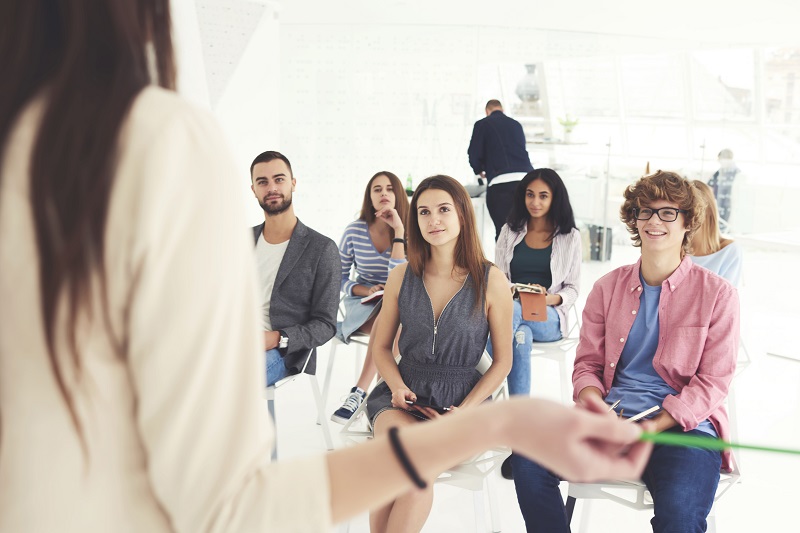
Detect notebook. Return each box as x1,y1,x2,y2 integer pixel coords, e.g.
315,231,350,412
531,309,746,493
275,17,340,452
513,283,547,322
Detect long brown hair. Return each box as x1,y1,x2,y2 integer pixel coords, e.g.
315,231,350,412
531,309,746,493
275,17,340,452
358,171,410,241
690,180,724,255
407,175,489,308
0,0,176,450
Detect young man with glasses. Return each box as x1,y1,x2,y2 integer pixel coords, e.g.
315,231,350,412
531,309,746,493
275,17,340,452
511,171,740,533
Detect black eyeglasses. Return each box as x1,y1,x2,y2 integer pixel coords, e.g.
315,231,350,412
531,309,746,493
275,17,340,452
633,207,686,222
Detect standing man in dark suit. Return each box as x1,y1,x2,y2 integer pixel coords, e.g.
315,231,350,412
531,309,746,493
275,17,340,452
250,151,340,386
468,99,534,240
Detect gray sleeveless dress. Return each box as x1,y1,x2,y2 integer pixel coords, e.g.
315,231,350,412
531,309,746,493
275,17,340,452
366,264,491,425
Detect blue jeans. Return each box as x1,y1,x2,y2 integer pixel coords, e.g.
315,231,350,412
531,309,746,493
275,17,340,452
487,301,561,395
512,428,722,533
265,348,289,387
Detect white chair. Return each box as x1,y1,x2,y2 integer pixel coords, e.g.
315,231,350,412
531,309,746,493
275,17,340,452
264,347,333,460
528,303,581,405
320,296,373,422
565,383,743,533
320,331,369,422
340,351,511,533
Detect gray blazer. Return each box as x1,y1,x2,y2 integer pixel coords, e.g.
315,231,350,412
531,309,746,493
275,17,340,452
253,219,340,375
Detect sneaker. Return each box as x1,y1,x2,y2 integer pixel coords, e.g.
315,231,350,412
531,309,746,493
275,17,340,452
331,387,367,425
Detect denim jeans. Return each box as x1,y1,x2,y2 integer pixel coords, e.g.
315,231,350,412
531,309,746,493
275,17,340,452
487,300,561,395
512,427,722,533
265,348,289,387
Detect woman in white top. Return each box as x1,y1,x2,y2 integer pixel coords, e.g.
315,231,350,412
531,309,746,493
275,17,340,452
491,169,582,397
690,180,743,286
0,2,653,531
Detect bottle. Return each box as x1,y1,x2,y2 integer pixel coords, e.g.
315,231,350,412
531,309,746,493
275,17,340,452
405,174,413,195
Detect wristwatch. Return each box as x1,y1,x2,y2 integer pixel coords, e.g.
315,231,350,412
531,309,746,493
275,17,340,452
278,330,289,352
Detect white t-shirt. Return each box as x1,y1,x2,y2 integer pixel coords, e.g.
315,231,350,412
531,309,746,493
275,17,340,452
255,233,290,330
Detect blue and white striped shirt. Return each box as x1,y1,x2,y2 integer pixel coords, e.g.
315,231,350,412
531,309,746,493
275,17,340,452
339,219,406,296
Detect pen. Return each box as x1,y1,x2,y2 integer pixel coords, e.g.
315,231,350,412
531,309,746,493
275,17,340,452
627,405,660,423
607,399,621,412
640,432,800,456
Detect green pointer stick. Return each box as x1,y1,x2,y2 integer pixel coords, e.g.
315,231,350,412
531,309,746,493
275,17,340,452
640,431,800,456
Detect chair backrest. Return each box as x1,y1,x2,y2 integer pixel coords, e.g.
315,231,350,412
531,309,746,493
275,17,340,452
564,303,582,339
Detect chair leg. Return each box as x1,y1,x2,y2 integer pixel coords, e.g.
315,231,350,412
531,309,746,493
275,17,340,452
321,341,338,423
558,355,570,405
267,396,277,461
309,374,334,450
487,475,502,533
472,489,486,533
707,516,717,533
577,498,592,533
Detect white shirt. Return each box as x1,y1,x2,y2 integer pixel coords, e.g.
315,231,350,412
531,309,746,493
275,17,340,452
0,87,331,533
255,234,290,330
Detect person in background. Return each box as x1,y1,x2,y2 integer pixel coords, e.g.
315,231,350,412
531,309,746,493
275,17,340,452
511,171,740,533
467,99,534,240
707,148,739,227
490,168,582,479
330,171,409,424
0,2,654,531
690,180,743,287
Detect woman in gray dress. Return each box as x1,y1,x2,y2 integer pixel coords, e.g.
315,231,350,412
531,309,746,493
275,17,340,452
366,175,514,532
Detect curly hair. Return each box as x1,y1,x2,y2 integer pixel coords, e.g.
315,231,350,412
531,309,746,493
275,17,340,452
620,170,705,255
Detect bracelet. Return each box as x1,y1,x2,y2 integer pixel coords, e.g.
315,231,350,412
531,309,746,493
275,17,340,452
392,237,405,244
388,426,427,489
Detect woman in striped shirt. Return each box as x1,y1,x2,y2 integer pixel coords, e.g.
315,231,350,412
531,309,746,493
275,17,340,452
331,171,410,423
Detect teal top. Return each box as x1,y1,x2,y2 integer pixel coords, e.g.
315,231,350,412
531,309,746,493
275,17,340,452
510,240,552,287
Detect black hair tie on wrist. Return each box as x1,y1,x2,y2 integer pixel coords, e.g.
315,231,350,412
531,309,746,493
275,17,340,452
388,426,427,489
392,237,405,244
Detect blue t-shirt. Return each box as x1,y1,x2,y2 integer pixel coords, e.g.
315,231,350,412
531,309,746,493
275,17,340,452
605,272,716,436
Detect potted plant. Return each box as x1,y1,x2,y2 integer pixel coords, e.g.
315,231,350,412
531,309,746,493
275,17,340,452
558,114,579,143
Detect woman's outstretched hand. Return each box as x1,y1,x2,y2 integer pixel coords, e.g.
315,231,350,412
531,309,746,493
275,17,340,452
503,398,652,483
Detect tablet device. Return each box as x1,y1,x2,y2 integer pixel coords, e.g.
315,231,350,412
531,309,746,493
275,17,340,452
405,399,451,414
627,405,660,423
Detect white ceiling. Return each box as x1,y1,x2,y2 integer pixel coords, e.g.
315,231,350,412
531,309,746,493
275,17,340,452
278,0,800,48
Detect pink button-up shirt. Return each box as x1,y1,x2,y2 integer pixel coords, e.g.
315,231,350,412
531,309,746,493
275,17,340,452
572,256,739,471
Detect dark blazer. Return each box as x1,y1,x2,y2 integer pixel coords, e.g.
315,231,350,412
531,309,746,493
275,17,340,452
252,219,340,375
467,110,533,182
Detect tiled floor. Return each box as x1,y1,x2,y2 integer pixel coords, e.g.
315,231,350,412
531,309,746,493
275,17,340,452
269,240,800,532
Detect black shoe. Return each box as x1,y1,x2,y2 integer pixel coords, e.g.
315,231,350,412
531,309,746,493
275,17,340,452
501,456,513,480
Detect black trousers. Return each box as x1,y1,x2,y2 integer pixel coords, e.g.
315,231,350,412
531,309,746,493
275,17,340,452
486,181,520,240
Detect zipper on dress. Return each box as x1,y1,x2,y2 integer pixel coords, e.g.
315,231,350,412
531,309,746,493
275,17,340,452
424,278,467,356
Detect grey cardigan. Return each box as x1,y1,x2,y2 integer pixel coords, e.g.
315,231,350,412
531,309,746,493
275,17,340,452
252,219,340,375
